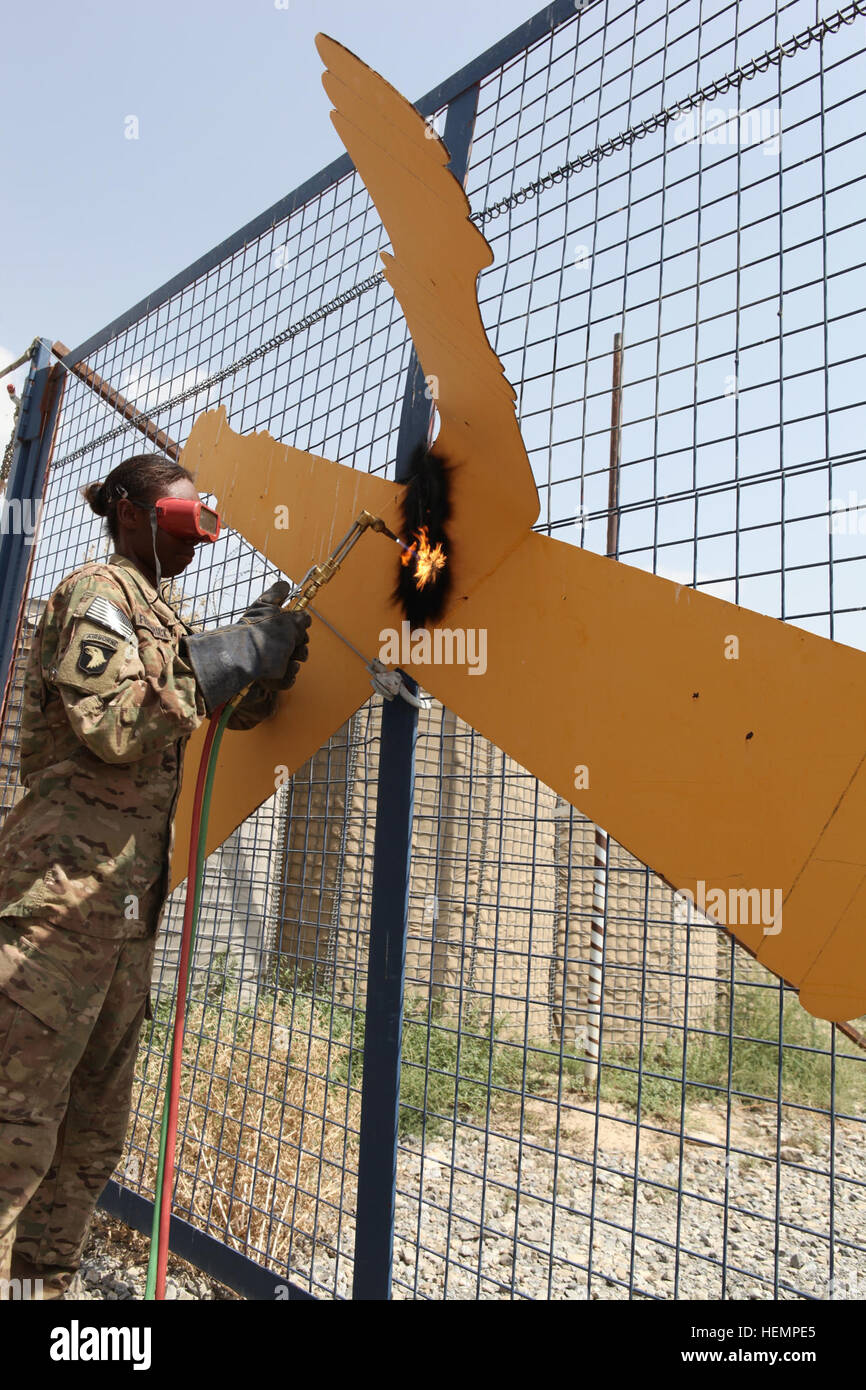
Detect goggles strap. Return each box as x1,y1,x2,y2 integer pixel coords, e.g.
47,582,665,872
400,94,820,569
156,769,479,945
112,485,191,609
148,506,168,601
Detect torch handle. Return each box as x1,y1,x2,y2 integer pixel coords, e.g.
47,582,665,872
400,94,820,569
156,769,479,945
226,510,395,709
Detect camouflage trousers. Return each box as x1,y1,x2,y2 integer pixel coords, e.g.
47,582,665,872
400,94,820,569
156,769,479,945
0,918,155,1298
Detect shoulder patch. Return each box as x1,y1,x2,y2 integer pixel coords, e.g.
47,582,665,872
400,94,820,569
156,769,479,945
76,635,119,677
83,596,135,641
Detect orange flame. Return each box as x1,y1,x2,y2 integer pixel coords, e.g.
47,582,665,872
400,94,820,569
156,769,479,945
400,526,447,590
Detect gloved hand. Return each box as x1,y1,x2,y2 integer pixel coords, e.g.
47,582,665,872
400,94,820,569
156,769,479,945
181,604,308,714
239,581,310,690
239,581,292,623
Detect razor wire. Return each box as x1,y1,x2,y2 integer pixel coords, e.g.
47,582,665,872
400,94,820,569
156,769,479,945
472,0,866,225
46,1,864,477
48,270,387,470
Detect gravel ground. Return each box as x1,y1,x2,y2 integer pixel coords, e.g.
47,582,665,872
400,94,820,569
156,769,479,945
68,1209,240,1301
70,1099,863,1302
312,1099,865,1301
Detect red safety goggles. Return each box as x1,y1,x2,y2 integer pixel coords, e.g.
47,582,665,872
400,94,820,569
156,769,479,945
153,498,221,542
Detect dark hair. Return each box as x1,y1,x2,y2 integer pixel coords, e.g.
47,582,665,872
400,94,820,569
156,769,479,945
81,453,194,545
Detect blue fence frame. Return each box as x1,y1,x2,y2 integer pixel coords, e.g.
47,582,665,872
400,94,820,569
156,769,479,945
0,340,64,722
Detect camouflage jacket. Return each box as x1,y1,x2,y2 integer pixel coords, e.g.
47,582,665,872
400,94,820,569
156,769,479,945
0,553,277,938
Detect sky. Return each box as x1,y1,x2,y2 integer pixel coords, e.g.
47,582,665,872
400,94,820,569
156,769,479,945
0,0,538,440
4,0,863,645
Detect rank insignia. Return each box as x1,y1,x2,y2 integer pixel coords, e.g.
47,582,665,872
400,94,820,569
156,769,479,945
76,636,118,677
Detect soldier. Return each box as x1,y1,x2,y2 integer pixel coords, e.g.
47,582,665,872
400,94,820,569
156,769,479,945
0,452,310,1299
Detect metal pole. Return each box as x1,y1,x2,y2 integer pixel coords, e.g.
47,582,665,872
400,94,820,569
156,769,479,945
0,338,65,731
52,341,181,459
351,83,479,1301
586,332,623,1089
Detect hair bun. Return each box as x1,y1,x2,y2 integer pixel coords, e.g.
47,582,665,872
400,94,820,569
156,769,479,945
81,479,109,517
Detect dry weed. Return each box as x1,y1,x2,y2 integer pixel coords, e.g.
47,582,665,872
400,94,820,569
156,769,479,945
128,989,362,1268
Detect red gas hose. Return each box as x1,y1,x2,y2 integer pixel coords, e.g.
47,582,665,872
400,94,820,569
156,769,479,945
154,708,221,1299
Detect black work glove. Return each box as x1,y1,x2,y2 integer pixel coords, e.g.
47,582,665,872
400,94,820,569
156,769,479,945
240,581,292,623
181,606,306,714
239,581,311,691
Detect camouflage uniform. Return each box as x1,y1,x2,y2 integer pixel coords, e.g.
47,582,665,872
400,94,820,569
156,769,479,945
0,553,275,1296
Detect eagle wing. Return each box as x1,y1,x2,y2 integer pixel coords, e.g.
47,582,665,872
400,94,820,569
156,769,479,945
315,32,540,600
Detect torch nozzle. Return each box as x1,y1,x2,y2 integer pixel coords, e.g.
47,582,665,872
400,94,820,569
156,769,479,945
374,522,413,551
379,524,411,549
357,509,401,544
282,510,407,611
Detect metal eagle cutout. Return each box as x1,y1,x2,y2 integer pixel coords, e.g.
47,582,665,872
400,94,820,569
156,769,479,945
170,34,866,1025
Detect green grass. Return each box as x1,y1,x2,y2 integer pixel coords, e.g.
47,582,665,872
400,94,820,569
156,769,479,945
327,993,551,1139
326,985,865,1134
142,973,866,1139
587,986,865,1122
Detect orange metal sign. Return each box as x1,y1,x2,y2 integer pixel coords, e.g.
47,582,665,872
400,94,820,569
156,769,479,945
170,36,866,1024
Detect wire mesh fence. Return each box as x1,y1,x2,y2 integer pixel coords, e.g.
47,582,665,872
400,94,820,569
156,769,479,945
1,0,865,1300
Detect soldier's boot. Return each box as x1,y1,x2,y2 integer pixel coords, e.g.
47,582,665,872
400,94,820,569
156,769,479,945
6,1250,69,1300
11,932,154,1292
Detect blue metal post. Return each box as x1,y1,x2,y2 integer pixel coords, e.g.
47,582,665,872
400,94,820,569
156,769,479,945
0,339,64,721
99,1180,317,1301
352,83,480,1301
